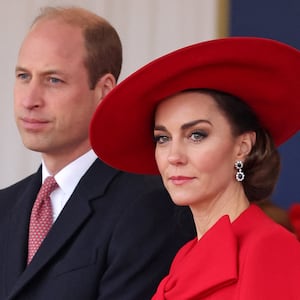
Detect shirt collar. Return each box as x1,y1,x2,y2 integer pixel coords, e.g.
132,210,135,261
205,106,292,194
41,150,97,196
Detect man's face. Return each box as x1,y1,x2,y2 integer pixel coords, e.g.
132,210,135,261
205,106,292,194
14,19,100,161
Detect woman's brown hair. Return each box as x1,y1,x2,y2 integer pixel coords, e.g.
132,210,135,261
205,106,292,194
198,89,281,202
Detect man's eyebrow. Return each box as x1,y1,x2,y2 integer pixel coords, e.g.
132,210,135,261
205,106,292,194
15,66,66,77
15,66,28,73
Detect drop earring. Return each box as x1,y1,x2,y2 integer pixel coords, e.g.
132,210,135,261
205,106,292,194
234,160,245,182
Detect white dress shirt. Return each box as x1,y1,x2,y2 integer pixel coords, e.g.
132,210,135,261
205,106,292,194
41,150,98,222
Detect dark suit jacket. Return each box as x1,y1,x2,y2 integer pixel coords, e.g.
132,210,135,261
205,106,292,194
0,159,195,300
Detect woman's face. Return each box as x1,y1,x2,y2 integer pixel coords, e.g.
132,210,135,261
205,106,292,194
154,91,246,209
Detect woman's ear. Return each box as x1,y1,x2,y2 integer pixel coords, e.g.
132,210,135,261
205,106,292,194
94,73,116,103
236,131,256,160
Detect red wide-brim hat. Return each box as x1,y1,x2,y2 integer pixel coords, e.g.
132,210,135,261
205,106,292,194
90,37,300,174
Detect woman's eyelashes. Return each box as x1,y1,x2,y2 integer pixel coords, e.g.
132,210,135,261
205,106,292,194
189,130,208,142
153,133,170,145
153,129,208,145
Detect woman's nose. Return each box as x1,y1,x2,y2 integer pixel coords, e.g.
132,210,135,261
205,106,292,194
167,142,187,165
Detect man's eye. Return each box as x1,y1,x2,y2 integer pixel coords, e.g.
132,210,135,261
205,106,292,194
16,73,29,80
49,77,62,84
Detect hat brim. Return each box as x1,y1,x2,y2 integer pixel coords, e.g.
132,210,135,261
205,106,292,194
90,37,300,174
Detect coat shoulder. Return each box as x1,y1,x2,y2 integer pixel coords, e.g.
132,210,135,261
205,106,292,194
0,173,39,217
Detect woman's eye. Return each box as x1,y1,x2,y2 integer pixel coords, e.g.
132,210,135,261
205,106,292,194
154,135,169,144
190,131,207,141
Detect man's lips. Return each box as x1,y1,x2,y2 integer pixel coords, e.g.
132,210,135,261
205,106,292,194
20,117,49,130
169,176,195,185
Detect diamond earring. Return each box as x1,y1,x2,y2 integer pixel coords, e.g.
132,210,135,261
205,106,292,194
234,160,245,182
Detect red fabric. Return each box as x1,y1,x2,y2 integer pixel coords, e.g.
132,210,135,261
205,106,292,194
152,205,300,299
289,203,300,240
27,176,58,264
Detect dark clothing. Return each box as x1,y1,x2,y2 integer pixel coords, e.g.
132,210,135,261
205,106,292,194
0,159,195,300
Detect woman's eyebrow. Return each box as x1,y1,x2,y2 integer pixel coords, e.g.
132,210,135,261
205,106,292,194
154,119,211,131
181,119,211,130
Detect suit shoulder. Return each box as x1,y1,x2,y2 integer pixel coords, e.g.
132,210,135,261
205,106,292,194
0,173,37,194
0,173,37,212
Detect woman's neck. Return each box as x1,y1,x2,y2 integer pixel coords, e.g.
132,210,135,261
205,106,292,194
191,189,250,240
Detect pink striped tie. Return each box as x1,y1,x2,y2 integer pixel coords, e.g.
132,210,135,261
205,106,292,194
27,176,58,264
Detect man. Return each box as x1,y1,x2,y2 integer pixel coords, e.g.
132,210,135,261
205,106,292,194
0,6,195,300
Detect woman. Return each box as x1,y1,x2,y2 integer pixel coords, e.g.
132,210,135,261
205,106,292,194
90,37,300,299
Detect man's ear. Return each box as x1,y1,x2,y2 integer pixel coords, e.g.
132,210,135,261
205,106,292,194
94,73,116,103
236,131,256,160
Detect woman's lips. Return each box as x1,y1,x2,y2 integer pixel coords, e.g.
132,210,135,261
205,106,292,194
169,176,195,185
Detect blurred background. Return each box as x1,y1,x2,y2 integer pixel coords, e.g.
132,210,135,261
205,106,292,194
0,0,299,212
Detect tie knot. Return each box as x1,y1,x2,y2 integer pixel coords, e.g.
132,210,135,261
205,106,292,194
42,176,58,195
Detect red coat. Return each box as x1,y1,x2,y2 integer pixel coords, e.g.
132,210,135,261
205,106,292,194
152,204,300,299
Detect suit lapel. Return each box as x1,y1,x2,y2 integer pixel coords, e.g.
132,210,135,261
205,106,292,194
7,159,120,299
3,170,42,296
